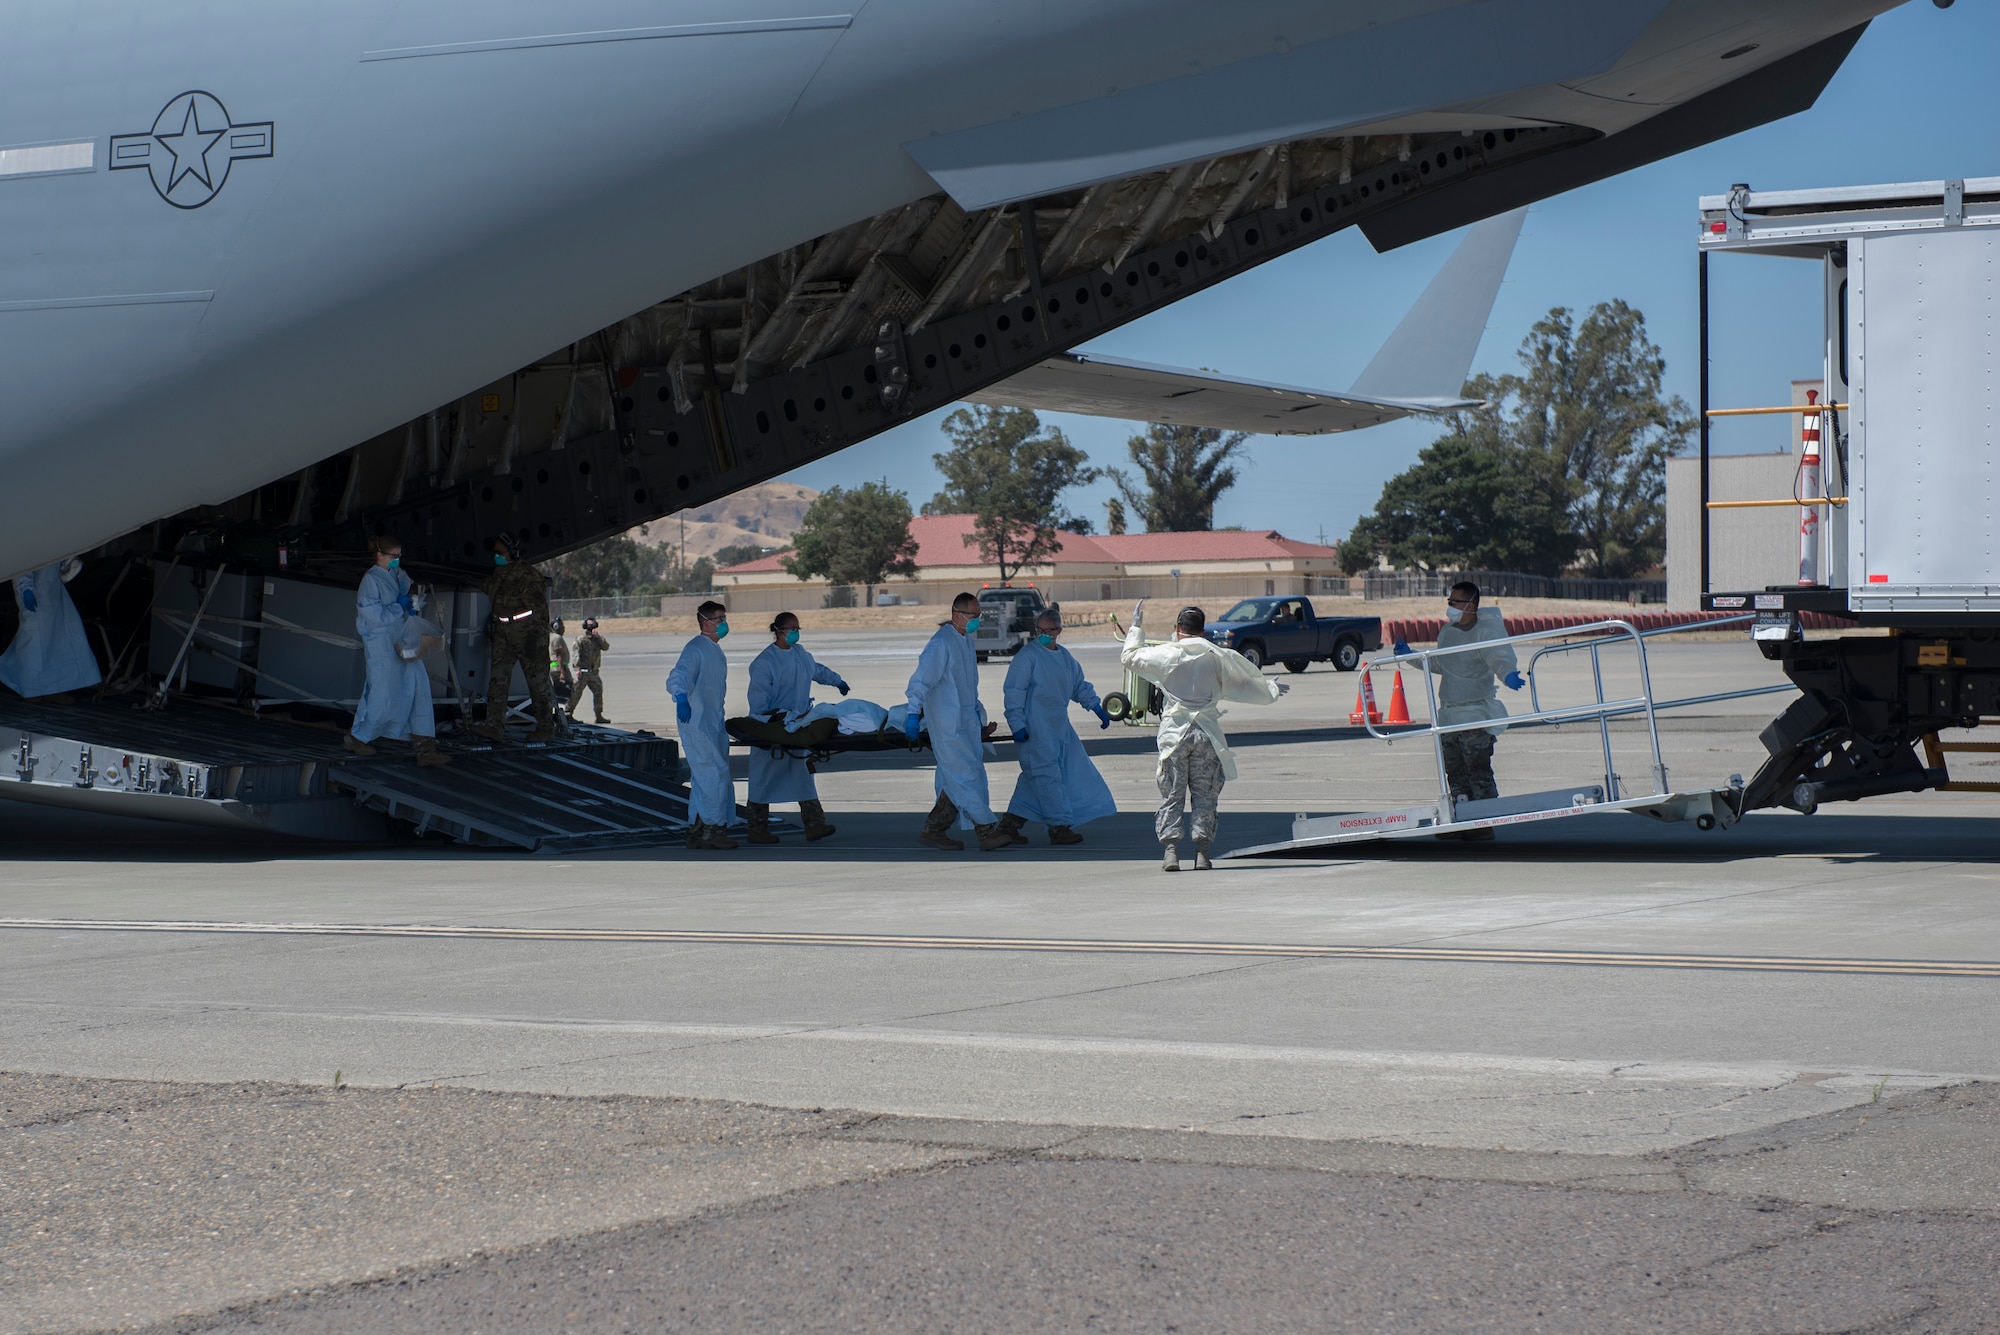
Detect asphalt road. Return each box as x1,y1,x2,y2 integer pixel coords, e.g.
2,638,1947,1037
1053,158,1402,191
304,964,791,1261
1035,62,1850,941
4,633,2000,1332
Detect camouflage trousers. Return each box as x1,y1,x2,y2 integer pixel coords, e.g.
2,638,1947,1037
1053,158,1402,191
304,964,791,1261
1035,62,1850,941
1441,729,1499,802
485,621,553,724
1156,732,1226,846
567,669,605,719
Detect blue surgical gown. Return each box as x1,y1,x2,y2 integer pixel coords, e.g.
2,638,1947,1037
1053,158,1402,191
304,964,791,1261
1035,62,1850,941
747,642,844,805
0,563,101,699
1003,643,1115,828
666,634,734,826
350,564,435,743
906,622,994,827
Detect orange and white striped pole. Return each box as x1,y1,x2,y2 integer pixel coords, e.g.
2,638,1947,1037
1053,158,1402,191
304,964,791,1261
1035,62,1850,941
1798,389,1822,587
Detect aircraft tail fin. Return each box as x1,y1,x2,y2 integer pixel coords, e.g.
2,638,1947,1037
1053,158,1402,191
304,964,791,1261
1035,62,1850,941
1346,207,1526,404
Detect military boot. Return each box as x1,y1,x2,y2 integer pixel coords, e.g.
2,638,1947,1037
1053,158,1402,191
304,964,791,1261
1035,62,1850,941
918,795,964,851
996,812,1031,845
468,718,507,742
342,733,377,757
975,822,1014,853
1193,840,1213,871
745,802,780,845
1047,825,1083,846
1162,843,1181,873
800,800,836,842
525,713,558,744
412,736,451,768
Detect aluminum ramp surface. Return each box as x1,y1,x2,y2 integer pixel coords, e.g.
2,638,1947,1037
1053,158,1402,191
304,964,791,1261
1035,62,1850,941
329,747,695,852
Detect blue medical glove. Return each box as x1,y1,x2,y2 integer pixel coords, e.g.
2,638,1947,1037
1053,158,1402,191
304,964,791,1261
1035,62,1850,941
836,678,850,696
1093,705,1112,729
903,711,922,743
396,592,414,613
1392,638,1412,656
1503,670,1526,691
674,693,691,723
19,586,35,614
1014,728,1029,746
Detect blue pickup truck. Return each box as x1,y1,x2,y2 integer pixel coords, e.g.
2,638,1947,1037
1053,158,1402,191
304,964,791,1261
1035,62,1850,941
1205,596,1382,673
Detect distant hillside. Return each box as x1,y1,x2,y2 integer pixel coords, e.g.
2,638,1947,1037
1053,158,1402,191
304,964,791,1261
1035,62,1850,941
636,482,817,559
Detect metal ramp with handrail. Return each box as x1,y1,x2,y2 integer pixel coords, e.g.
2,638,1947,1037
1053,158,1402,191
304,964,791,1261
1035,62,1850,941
1223,616,1795,858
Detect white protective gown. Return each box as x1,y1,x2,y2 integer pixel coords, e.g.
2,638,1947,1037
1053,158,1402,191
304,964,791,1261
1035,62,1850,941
747,642,844,805
0,561,101,699
1003,642,1115,828
906,622,994,828
1428,606,1517,737
1121,621,1281,781
350,564,436,743
667,635,735,826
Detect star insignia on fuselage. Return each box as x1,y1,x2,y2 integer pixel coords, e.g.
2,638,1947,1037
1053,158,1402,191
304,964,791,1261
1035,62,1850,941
110,91,273,209
153,98,227,192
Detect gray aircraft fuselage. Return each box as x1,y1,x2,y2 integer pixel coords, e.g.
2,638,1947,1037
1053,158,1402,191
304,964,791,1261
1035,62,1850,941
0,0,1899,578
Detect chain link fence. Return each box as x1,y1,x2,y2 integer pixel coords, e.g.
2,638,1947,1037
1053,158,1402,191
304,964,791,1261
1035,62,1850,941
1358,570,1666,604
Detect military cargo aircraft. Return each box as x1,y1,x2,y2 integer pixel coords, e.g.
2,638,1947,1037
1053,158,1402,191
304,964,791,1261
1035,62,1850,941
1,0,1903,579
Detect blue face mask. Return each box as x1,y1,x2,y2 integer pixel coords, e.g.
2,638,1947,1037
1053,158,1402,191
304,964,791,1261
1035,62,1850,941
493,553,508,566
784,629,800,646
1037,633,1053,647
714,620,729,640
963,615,982,634
387,557,400,569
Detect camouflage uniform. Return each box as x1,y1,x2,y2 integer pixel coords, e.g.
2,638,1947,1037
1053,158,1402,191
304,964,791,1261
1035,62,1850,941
1156,732,1227,846
550,630,572,695
480,560,554,737
568,630,608,722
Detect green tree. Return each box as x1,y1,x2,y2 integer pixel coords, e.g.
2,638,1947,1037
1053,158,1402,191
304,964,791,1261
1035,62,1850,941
548,533,671,598
783,481,920,588
1498,301,1690,577
1338,431,1574,575
926,406,1098,582
1110,423,1248,532
1341,300,1688,578
1105,496,1128,535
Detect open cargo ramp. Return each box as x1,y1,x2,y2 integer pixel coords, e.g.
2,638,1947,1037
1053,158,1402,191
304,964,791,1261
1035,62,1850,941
328,742,693,852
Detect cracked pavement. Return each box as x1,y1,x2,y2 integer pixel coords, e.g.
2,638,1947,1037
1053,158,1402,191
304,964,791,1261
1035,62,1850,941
5,1075,1999,1333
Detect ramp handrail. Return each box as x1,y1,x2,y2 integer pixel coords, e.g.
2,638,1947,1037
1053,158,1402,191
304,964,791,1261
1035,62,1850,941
1524,612,1795,718
1360,618,1668,814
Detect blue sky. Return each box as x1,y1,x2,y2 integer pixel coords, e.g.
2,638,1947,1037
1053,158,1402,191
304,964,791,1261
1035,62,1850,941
780,2,1992,544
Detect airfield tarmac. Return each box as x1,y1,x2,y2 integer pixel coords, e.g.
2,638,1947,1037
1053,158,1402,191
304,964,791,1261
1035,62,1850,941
5,630,2000,1331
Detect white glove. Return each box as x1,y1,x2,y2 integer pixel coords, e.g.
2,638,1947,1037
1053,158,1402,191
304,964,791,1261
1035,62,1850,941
58,557,83,583
409,587,428,614
1131,600,1146,629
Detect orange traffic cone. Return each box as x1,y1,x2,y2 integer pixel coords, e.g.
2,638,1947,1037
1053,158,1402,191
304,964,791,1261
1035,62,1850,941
1348,672,1382,725
1386,669,1412,725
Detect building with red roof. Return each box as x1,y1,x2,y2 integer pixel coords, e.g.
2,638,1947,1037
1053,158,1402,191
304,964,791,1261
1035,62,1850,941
714,513,1344,610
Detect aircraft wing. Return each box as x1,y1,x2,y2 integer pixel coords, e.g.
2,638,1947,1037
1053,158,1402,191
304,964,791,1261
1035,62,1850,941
962,353,1475,435
965,206,1523,434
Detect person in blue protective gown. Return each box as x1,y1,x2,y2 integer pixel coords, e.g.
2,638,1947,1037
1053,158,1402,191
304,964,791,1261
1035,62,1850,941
667,599,737,850
0,558,102,701
905,591,1012,853
744,611,850,845
997,607,1116,846
346,535,449,766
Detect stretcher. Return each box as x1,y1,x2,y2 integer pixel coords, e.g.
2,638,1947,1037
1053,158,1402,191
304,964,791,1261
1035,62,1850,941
725,714,1004,765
